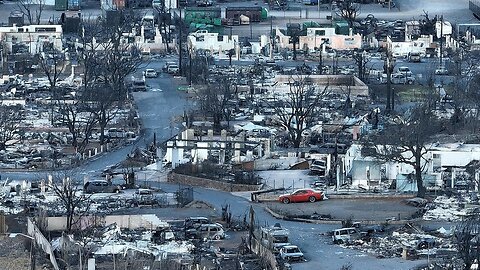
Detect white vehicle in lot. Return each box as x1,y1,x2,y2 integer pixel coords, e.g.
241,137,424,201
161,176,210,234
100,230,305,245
279,245,304,262
144,68,158,78
332,227,363,244
380,73,415,84
435,66,449,75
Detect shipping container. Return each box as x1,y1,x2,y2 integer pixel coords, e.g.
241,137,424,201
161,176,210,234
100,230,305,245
261,7,268,20
334,21,349,35
184,7,221,24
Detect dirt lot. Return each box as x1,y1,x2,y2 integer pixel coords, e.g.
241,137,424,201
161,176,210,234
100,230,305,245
265,197,421,222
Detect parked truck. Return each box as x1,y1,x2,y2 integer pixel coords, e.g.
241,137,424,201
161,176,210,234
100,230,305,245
260,223,290,253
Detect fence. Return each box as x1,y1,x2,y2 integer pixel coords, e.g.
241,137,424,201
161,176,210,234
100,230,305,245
27,218,60,270
45,214,170,232
250,231,279,270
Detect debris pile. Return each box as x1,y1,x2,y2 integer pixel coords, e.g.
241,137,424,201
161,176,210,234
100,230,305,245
335,223,456,260
423,195,471,221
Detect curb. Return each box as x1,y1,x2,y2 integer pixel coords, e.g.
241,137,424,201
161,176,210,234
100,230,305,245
264,207,422,225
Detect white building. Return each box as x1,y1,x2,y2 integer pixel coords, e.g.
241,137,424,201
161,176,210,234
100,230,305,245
344,143,480,191
387,35,433,58
0,25,63,54
275,27,362,51
187,30,239,54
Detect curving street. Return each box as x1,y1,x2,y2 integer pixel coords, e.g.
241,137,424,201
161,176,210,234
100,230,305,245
0,56,440,269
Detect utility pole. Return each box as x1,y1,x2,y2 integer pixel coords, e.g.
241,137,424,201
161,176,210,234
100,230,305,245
248,205,255,251
318,39,327,75
270,16,273,59
439,15,444,67
178,8,183,75
385,48,394,111
188,49,192,86
250,22,253,40
317,0,320,18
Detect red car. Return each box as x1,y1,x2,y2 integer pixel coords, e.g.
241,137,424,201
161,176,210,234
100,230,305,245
278,188,324,204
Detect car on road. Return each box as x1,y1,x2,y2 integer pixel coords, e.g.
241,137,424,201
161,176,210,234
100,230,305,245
144,68,158,78
278,188,324,204
84,180,120,194
273,55,283,61
167,64,179,74
397,66,412,77
279,245,304,262
130,77,147,92
435,66,449,75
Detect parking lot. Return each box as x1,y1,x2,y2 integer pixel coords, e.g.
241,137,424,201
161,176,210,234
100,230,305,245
264,197,420,222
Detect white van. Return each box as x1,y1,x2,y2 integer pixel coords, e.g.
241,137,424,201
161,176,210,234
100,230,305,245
332,227,362,244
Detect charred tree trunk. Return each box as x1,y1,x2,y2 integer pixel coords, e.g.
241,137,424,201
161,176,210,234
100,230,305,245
415,154,426,198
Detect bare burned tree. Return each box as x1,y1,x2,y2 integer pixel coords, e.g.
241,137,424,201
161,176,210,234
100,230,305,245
99,25,143,100
186,51,211,85
361,105,443,198
455,214,480,270
0,105,24,151
337,0,360,29
56,99,97,153
78,14,143,145
353,49,370,82
77,18,105,93
448,50,480,133
196,76,234,129
270,76,328,148
49,175,91,233
16,0,45,25
82,84,119,145
38,49,68,125
38,49,66,91
419,11,437,36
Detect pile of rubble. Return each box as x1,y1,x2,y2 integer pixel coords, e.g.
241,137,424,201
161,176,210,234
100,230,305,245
336,223,456,260
0,181,177,216
423,195,477,221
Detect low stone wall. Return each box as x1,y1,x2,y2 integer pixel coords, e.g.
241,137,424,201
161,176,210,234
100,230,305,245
168,172,261,192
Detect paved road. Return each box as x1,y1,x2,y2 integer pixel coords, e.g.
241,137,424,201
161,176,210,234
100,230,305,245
0,52,431,268
0,57,190,180
146,181,428,270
